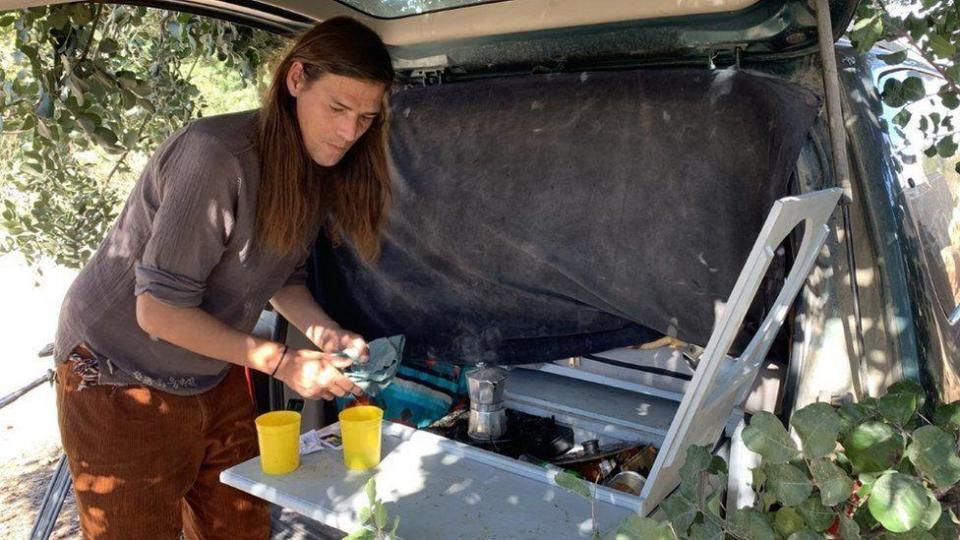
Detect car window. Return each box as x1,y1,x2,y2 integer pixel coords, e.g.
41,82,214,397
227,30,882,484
336,0,493,18
881,67,960,324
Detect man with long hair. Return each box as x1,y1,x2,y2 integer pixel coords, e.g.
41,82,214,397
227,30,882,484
53,17,393,538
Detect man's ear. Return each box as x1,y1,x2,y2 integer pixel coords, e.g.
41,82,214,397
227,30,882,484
286,61,304,97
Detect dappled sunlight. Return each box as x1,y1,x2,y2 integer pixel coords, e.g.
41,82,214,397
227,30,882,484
73,473,124,495
224,420,639,537
84,507,108,537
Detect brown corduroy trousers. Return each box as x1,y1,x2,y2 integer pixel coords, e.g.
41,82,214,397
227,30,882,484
55,347,270,539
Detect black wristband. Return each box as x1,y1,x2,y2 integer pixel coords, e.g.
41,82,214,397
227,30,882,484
270,344,288,377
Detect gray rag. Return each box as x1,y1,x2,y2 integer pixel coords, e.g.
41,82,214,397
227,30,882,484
339,335,404,396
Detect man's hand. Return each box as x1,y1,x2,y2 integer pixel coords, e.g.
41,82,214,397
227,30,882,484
315,327,369,361
275,348,363,401
269,285,370,361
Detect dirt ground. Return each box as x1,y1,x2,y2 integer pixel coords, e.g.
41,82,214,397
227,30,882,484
0,384,81,539
0,254,81,538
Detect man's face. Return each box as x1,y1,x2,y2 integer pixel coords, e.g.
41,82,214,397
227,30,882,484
286,64,386,167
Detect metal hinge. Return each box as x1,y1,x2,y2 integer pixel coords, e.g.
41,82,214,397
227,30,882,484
395,54,449,86
707,45,748,69
412,68,446,86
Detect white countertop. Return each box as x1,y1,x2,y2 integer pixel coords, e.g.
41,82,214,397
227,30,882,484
221,421,640,539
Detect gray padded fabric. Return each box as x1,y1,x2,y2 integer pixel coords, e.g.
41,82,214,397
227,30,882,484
310,67,819,365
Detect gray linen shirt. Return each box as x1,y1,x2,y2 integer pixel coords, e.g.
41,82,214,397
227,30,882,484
54,109,319,395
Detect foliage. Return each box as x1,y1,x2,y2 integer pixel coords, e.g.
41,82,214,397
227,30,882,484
344,477,400,540
848,0,960,172
658,380,960,539
0,3,282,271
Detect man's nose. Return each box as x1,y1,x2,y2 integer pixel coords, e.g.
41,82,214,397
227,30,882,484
338,116,361,143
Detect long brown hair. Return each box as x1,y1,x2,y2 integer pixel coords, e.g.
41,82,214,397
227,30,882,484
257,17,394,262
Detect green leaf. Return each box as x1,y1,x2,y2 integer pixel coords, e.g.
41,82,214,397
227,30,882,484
774,507,806,538
936,137,958,159
839,402,876,433
927,509,959,539
121,89,137,110
854,500,880,530
850,14,884,53
878,381,925,426
878,51,908,65
343,529,375,540
867,471,930,533
894,109,913,128
793,402,843,458
902,78,926,103
71,4,93,25
839,514,861,540
364,477,376,505
932,402,960,431
92,126,118,147
660,492,698,535
842,421,904,473
555,470,591,500
358,506,371,524
36,119,54,140
98,38,119,55
390,515,400,536
76,113,98,133
797,496,836,532
767,463,813,506
809,458,855,506
906,425,960,488
882,79,906,108
928,34,957,59
609,515,677,540
919,491,941,531
946,65,960,85
374,502,387,529
940,91,960,110
743,412,800,464
727,508,776,540
761,492,778,512
678,445,713,499
752,467,767,490
686,520,722,540
787,531,822,540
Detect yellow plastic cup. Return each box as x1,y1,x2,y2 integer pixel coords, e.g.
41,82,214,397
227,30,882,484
255,411,301,475
339,406,384,470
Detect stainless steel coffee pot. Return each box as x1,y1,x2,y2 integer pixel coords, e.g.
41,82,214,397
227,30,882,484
466,364,508,441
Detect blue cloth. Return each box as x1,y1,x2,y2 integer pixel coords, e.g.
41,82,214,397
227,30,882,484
339,357,469,428
341,335,404,396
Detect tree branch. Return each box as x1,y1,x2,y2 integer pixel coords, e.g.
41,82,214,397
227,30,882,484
76,3,103,67
104,114,149,185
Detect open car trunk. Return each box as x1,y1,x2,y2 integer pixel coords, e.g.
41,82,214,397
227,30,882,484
225,64,843,537
310,67,820,363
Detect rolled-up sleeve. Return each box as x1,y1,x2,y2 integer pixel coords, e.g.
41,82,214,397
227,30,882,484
134,125,241,308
